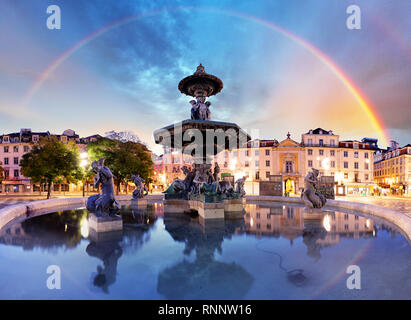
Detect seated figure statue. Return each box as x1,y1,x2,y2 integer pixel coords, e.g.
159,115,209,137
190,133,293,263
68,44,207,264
86,158,120,216
301,168,326,208
131,174,148,200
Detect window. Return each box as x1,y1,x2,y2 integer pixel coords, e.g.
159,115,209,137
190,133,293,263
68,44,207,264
354,151,359,158
233,151,238,157
13,157,18,165
330,150,335,156
255,160,259,167
354,162,359,169
344,173,348,179
344,161,348,168
319,139,324,146
365,163,369,170
245,150,249,157
13,146,18,152
308,149,313,155
265,149,270,156
266,171,270,178
32,136,39,142
331,161,335,168
14,170,19,178
285,161,293,173
364,152,369,159
255,150,259,156
245,161,249,167
344,214,349,220
344,151,348,157
307,139,313,146
308,160,313,167
319,150,324,156
330,139,335,146
4,146,9,153
4,158,8,165
4,170,9,178
365,174,369,181
266,160,270,167
24,146,29,152
255,171,260,180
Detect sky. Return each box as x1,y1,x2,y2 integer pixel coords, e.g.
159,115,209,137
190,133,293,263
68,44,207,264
0,0,410,154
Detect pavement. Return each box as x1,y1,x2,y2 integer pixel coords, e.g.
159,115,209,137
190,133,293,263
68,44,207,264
336,196,411,216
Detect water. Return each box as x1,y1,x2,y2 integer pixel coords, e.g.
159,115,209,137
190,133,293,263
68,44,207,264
0,202,410,300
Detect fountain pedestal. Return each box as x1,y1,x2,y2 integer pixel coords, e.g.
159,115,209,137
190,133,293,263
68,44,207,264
88,214,123,233
189,200,225,219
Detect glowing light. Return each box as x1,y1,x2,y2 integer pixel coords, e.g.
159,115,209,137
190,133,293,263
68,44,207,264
321,158,331,171
250,217,254,227
323,214,331,232
80,159,88,168
229,159,237,171
80,152,88,160
80,217,89,238
234,171,246,181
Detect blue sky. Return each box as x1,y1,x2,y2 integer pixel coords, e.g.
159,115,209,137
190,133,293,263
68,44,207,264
0,0,410,153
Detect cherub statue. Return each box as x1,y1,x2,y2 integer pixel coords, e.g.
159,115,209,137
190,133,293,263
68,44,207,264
86,158,120,216
131,174,148,200
189,96,211,120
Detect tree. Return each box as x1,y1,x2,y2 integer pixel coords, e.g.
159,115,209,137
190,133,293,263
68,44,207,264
88,138,154,194
20,137,81,199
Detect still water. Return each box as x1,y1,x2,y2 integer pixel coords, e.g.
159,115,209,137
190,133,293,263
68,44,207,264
0,202,410,299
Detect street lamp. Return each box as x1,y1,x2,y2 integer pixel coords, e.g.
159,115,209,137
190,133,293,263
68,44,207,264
80,152,89,197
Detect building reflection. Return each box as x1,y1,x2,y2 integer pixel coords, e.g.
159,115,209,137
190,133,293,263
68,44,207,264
157,213,254,299
242,204,380,260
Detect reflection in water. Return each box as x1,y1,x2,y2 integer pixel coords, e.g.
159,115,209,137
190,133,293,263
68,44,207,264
86,230,123,293
157,214,254,299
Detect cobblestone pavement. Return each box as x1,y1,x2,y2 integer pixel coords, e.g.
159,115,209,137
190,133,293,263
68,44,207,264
337,196,411,216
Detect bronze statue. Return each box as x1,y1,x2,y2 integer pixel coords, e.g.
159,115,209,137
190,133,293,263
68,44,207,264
86,158,120,216
301,168,326,208
131,174,148,200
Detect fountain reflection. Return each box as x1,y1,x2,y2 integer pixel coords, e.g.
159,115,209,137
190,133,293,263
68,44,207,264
157,213,253,299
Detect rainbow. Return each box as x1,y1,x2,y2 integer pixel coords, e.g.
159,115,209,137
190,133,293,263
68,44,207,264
20,6,389,146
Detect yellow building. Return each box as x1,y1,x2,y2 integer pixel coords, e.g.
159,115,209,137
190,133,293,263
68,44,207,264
374,143,411,196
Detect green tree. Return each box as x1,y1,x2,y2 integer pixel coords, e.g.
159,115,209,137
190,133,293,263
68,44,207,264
87,138,154,194
20,137,81,199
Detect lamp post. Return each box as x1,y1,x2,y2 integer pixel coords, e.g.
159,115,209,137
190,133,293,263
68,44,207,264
80,152,89,198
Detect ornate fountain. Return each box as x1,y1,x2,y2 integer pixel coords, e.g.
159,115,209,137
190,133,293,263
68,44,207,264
153,64,251,218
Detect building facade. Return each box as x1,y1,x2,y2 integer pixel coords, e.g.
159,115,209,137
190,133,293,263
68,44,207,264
373,143,411,196
0,128,91,194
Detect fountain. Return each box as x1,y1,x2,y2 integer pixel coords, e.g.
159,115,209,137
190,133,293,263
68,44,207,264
153,64,251,219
